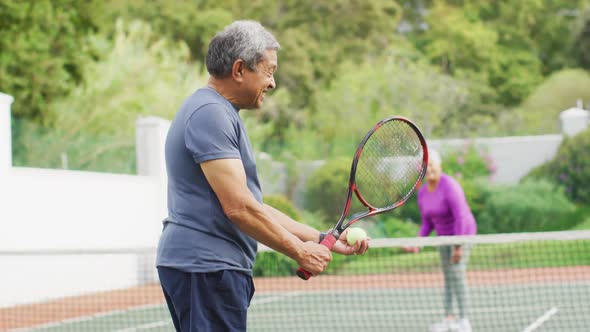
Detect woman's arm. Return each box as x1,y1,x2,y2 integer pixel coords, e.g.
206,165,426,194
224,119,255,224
418,215,434,237
445,178,472,236
417,193,434,237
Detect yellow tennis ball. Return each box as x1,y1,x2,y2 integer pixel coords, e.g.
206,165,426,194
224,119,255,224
346,227,367,246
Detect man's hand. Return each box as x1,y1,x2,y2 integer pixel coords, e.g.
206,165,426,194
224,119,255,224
296,241,332,276
331,229,370,256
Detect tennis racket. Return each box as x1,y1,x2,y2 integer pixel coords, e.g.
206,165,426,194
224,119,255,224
297,116,428,280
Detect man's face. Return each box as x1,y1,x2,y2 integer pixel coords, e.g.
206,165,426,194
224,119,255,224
240,49,277,109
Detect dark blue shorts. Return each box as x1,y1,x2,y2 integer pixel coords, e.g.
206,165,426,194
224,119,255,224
157,267,255,332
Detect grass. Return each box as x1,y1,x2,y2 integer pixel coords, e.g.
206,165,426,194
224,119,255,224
254,239,590,276
336,240,590,274
572,218,590,230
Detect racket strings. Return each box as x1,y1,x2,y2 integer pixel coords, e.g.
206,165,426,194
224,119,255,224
355,120,425,209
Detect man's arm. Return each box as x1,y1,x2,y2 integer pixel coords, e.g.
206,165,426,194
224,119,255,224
263,203,370,255
200,158,331,276
263,204,321,242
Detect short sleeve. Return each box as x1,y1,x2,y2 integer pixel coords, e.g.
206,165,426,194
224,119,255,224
184,103,241,164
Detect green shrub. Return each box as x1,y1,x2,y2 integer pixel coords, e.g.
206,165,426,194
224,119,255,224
389,194,421,225
442,143,495,181
378,216,420,238
302,143,494,229
253,208,351,277
474,179,576,234
459,178,490,221
253,251,298,277
299,210,332,234
254,201,335,277
525,128,590,204
263,195,301,221
570,206,590,230
304,157,364,222
253,195,302,278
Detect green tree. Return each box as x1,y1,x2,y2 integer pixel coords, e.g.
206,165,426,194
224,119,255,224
284,50,479,160
414,0,544,106
516,69,590,134
571,6,590,69
420,1,499,75
0,0,96,121
13,20,207,173
89,0,406,148
89,0,234,61
450,0,584,73
235,0,403,107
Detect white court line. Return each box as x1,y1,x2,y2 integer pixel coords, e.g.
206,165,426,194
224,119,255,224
109,293,304,332
521,307,559,332
9,303,167,332
112,320,171,332
9,310,126,332
249,305,563,320
251,291,302,305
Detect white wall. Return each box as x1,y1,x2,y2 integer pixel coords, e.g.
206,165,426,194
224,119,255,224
0,97,169,307
428,134,563,183
1,253,140,307
0,168,165,250
0,168,165,307
0,92,14,173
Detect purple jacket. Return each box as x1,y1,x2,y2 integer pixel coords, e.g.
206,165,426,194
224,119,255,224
417,174,477,237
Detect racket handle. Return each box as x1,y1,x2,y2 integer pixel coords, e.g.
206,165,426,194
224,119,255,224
296,233,338,280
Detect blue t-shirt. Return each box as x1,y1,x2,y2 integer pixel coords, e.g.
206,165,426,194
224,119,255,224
156,87,262,275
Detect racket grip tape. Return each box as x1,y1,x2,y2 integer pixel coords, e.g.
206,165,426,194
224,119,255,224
296,233,338,280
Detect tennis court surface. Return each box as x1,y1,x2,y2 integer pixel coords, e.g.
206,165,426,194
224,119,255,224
2,231,589,331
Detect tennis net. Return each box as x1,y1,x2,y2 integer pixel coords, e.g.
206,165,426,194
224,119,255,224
1,230,589,331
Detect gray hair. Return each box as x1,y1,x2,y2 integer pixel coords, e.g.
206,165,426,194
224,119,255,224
206,20,280,78
429,148,442,166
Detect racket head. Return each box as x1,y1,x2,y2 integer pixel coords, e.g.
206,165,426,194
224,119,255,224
337,116,428,230
297,116,427,281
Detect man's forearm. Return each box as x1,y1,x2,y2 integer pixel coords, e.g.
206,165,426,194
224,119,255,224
226,199,306,260
263,204,321,242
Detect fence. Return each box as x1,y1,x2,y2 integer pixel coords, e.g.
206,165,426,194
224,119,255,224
1,93,588,308
0,95,169,307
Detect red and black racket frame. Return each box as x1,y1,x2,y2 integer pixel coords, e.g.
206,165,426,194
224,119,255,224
296,116,429,280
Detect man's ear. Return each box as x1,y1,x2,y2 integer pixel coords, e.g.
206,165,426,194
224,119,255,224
231,59,245,82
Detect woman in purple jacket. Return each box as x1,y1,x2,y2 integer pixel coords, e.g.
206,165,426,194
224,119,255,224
408,149,477,332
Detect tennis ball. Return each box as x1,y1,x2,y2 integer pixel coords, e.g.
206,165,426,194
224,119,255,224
346,227,367,246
